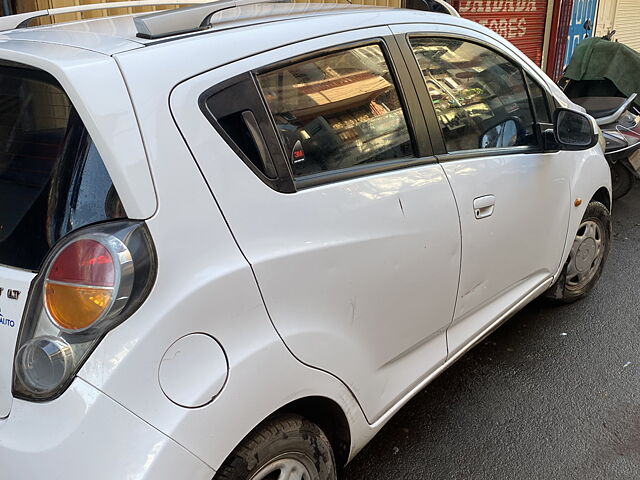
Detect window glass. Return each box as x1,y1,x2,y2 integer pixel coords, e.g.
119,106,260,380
257,44,414,177
0,66,124,271
410,37,538,152
524,73,551,123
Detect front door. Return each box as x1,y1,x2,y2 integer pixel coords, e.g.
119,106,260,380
394,26,572,354
170,28,462,423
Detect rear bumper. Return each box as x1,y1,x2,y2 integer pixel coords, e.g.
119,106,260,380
0,377,215,480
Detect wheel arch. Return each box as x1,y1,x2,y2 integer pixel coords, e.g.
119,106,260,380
214,395,353,477
591,186,612,211
274,396,351,468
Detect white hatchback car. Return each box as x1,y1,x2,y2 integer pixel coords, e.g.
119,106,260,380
0,2,611,479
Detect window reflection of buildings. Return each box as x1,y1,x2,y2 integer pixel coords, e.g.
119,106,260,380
260,47,411,172
414,44,511,150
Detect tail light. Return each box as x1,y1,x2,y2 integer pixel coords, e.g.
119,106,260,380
13,221,157,400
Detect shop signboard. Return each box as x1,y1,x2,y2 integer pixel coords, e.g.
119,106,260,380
452,1,550,65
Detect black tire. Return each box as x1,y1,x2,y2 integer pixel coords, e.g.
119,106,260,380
544,201,611,304
215,415,337,480
611,161,633,200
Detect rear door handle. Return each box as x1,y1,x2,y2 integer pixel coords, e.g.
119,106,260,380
473,195,496,219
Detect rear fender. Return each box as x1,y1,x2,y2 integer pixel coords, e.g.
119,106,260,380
74,134,373,469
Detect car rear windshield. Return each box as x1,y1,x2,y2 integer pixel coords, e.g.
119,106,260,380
0,64,125,271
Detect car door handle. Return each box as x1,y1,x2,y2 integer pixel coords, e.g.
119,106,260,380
473,195,496,219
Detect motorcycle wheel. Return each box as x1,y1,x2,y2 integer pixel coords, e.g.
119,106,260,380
611,161,633,200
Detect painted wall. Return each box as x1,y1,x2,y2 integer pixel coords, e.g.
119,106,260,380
564,0,598,66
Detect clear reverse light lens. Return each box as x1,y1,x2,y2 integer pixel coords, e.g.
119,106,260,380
15,336,75,394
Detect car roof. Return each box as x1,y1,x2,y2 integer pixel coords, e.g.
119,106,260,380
0,3,466,56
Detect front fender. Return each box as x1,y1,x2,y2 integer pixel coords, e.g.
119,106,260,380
555,146,611,280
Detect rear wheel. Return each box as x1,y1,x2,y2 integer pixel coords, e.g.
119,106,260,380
611,161,633,200
215,415,337,480
545,201,611,303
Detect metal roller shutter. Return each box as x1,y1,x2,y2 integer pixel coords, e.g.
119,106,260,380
452,0,550,65
611,0,640,52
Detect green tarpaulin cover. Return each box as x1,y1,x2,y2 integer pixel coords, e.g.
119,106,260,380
564,37,640,98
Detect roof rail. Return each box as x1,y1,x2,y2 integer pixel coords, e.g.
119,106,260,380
133,0,290,39
434,0,459,17
0,0,214,32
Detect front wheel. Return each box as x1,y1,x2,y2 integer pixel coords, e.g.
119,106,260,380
545,201,611,303
215,415,337,480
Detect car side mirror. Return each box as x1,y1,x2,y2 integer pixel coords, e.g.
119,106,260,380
552,108,598,151
479,117,522,149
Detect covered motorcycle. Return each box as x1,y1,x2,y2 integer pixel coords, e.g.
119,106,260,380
562,37,640,199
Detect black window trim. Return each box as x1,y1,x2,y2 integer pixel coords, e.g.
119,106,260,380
295,156,439,190
198,72,296,194
522,71,553,124
522,70,556,151
397,31,558,161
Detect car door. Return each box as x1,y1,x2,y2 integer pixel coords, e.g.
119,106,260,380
170,28,461,423
391,24,572,356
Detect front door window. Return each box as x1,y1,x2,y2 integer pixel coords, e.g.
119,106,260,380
410,37,539,152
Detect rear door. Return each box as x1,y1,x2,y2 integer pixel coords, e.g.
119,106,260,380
392,24,571,355
170,28,462,422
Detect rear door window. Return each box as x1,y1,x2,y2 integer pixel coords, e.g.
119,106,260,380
256,44,415,178
0,65,124,271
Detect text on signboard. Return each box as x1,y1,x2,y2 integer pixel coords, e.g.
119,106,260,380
458,0,538,12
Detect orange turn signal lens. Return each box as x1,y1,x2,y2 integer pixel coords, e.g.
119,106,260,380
44,283,113,330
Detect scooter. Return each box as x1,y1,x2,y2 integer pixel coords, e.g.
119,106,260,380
571,93,640,199
561,35,640,199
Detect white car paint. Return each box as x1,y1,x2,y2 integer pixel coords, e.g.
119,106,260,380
442,149,572,355
169,26,462,423
0,378,215,479
158,333,228,408
0,5,611,479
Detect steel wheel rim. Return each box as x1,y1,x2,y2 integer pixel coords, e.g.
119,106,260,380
565,219,604,291
249,455,315,480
